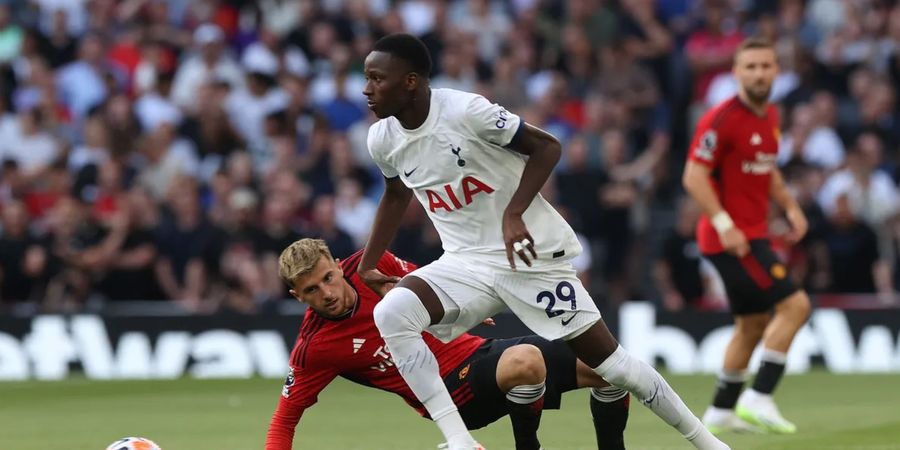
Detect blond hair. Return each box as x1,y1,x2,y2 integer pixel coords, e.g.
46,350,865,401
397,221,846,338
278,238,334,287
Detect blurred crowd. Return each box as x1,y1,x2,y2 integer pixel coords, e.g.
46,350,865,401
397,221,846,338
1,0,900,315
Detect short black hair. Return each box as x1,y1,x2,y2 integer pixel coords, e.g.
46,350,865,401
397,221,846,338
372,33,432,78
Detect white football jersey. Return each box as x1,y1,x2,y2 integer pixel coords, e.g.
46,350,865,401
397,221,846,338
367,88,581,261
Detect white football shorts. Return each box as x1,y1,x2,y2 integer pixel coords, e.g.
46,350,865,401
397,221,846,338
411,252,602,342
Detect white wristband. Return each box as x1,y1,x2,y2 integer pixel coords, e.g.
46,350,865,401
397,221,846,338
711,211,735,234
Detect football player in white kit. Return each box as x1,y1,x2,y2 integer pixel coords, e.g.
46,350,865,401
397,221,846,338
358,33,730,450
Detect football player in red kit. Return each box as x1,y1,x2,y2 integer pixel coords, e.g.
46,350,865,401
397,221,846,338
265,239,630,450
682,37,812,434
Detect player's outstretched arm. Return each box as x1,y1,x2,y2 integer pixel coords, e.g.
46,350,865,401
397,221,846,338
502,123,560,269
265,364,339,450
265,396,307,450
359,176,413,295
683,161,749,257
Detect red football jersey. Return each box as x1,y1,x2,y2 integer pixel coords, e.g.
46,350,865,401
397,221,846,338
265,250,485,450
688,96,781,254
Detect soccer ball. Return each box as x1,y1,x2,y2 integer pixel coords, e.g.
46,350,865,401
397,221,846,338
105,437,162,450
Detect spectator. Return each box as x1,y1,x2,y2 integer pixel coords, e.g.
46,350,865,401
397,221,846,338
102,93,142,159
68,113,109,172
218,187,275,312
43,195,108,311
96,189,165,302
0,4,23,64
134,101,198,197
777,102,844,170
89,160,126,224
818,132,900,228
154,177,223,313
0,107,59,180
38,9,77,68
224,46,288,161
686,0,744,105
55,33,109,120
310,43,366,130
179,80,244,166
133,39,176,96
33,0,88,37
134,70,180,134
0,200,48,307
431,42,478,93
308,195,354,260
557,134,603,238
811,193,891,295
334,177,375,248
653,197,714,311
171,24,243,113
618,0,674,95
259,191,304,301
0,160,24,204
596,40,664,142
450,0,511,62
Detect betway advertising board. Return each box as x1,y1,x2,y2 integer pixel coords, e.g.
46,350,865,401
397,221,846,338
0,303,898,380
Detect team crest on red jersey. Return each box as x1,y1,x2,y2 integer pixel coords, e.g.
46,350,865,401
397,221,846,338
771,263,786,280
458,363,471,380
282,368,295,398
695,130,717,161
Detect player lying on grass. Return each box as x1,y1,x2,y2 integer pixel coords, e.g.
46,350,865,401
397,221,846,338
265,239,631,450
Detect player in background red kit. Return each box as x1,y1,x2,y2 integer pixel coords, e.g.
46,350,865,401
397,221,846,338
682,37,812,435
265,239,630,450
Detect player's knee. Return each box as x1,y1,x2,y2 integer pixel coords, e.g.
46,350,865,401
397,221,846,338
734,315,768,341
373,288,430,337
591,347,640,391
372,300,394,332
502,344,546,385
782,291,812,324
738,323,765,343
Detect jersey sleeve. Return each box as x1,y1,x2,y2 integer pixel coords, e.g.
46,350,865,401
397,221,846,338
462,94,523,147
687,111,727,169
264,352,339,449
376,251,418,277
367,123,399,179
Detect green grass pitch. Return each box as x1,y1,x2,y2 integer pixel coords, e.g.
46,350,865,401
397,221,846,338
2,372,899,449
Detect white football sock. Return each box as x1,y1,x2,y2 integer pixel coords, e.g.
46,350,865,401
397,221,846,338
373,287,474,448
594,346,729,450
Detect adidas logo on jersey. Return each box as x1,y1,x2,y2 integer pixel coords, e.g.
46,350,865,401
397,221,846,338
352,338,366,354
750,133,762,146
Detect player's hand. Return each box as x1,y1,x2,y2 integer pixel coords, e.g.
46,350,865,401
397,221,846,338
720,227,750,257
502,210,537,271
784,207,808,244
482,317,495,326
358,267,401,298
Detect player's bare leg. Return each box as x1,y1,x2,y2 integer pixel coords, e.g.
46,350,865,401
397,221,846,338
372,276,481,450
704,313,768,433
566,320,730,450
496,344,546,450
575,361,629,450
760,291,810,354
736,291,811,433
